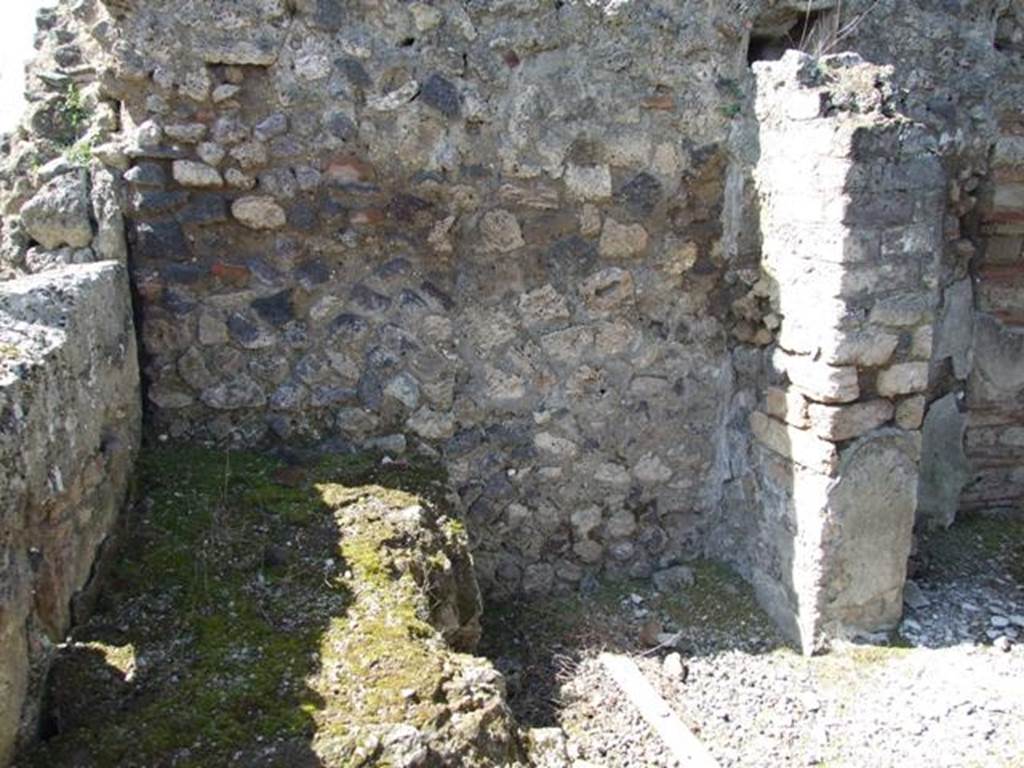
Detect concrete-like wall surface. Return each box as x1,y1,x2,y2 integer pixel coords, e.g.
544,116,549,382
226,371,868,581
0,262,140,764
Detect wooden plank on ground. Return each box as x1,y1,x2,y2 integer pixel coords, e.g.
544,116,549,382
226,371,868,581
599,652,720,768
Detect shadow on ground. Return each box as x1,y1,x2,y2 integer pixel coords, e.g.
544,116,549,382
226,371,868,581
478,509,1024,764
15,443,454,768
478,558,789,730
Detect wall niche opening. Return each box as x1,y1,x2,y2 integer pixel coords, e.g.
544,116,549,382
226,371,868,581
747,4,840,65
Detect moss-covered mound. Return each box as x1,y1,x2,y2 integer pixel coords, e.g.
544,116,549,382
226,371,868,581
16,446,526,768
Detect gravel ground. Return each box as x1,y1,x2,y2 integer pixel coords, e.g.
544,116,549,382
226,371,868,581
481,510,1024,768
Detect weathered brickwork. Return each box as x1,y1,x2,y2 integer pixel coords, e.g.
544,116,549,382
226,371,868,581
965,120,1024,513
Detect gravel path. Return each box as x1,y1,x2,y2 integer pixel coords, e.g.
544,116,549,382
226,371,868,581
482,511,1024,768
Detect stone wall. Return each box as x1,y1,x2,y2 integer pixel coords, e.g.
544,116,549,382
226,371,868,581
47,0,769,596
832,1,1024,528
0,0,1020,664
0,262,141,764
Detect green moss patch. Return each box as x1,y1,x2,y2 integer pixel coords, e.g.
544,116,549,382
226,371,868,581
18,443,501,768
918,510,1024,583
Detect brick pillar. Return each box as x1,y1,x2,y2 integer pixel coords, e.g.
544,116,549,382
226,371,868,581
748,52,945,652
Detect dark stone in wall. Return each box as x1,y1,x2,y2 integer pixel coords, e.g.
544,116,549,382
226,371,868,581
325,110,357,141
161,263,205,285
294,259,330,288
388,194,432,223
336,57,371,89
330,313,369,340
616,172,663,216
351,284,392,313
286,201,319,232
251,290,295,327
125,162,166,189
131,220,189,262
227,313,262,346
163,287,197,315
420,74,461,118
254,113,288,142
179,195,228,227
247,257,283,286
133,190,188,216
399,288,428,310
376,257,413,280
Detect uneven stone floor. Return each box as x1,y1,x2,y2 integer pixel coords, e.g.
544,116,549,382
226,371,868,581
14,446,523,768
482,512,1024,768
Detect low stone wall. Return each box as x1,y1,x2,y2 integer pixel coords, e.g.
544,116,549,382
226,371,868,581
0,262,140,764
745,52,945,652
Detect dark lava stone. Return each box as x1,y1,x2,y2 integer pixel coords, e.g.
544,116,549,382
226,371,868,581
350,284,392,313
325,110,357,141
162,287,197,316
294,259,331,288
227,313,260,345
178,195,228,226
387,194,432,223
420,74,461,118
133,190,189,216
251,290,295,327
336,57,371,88
160,263,205,285
125,162,166,188
616,172,663,216
329,313,369,339
399,289,428,310
420,281,455,311
287,201,319,232
314,0,345,31
132,220,189,261
375,257,412,280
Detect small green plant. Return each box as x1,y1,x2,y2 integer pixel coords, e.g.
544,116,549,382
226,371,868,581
61,83,90,139
65,138,94,167
720,102,743,118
